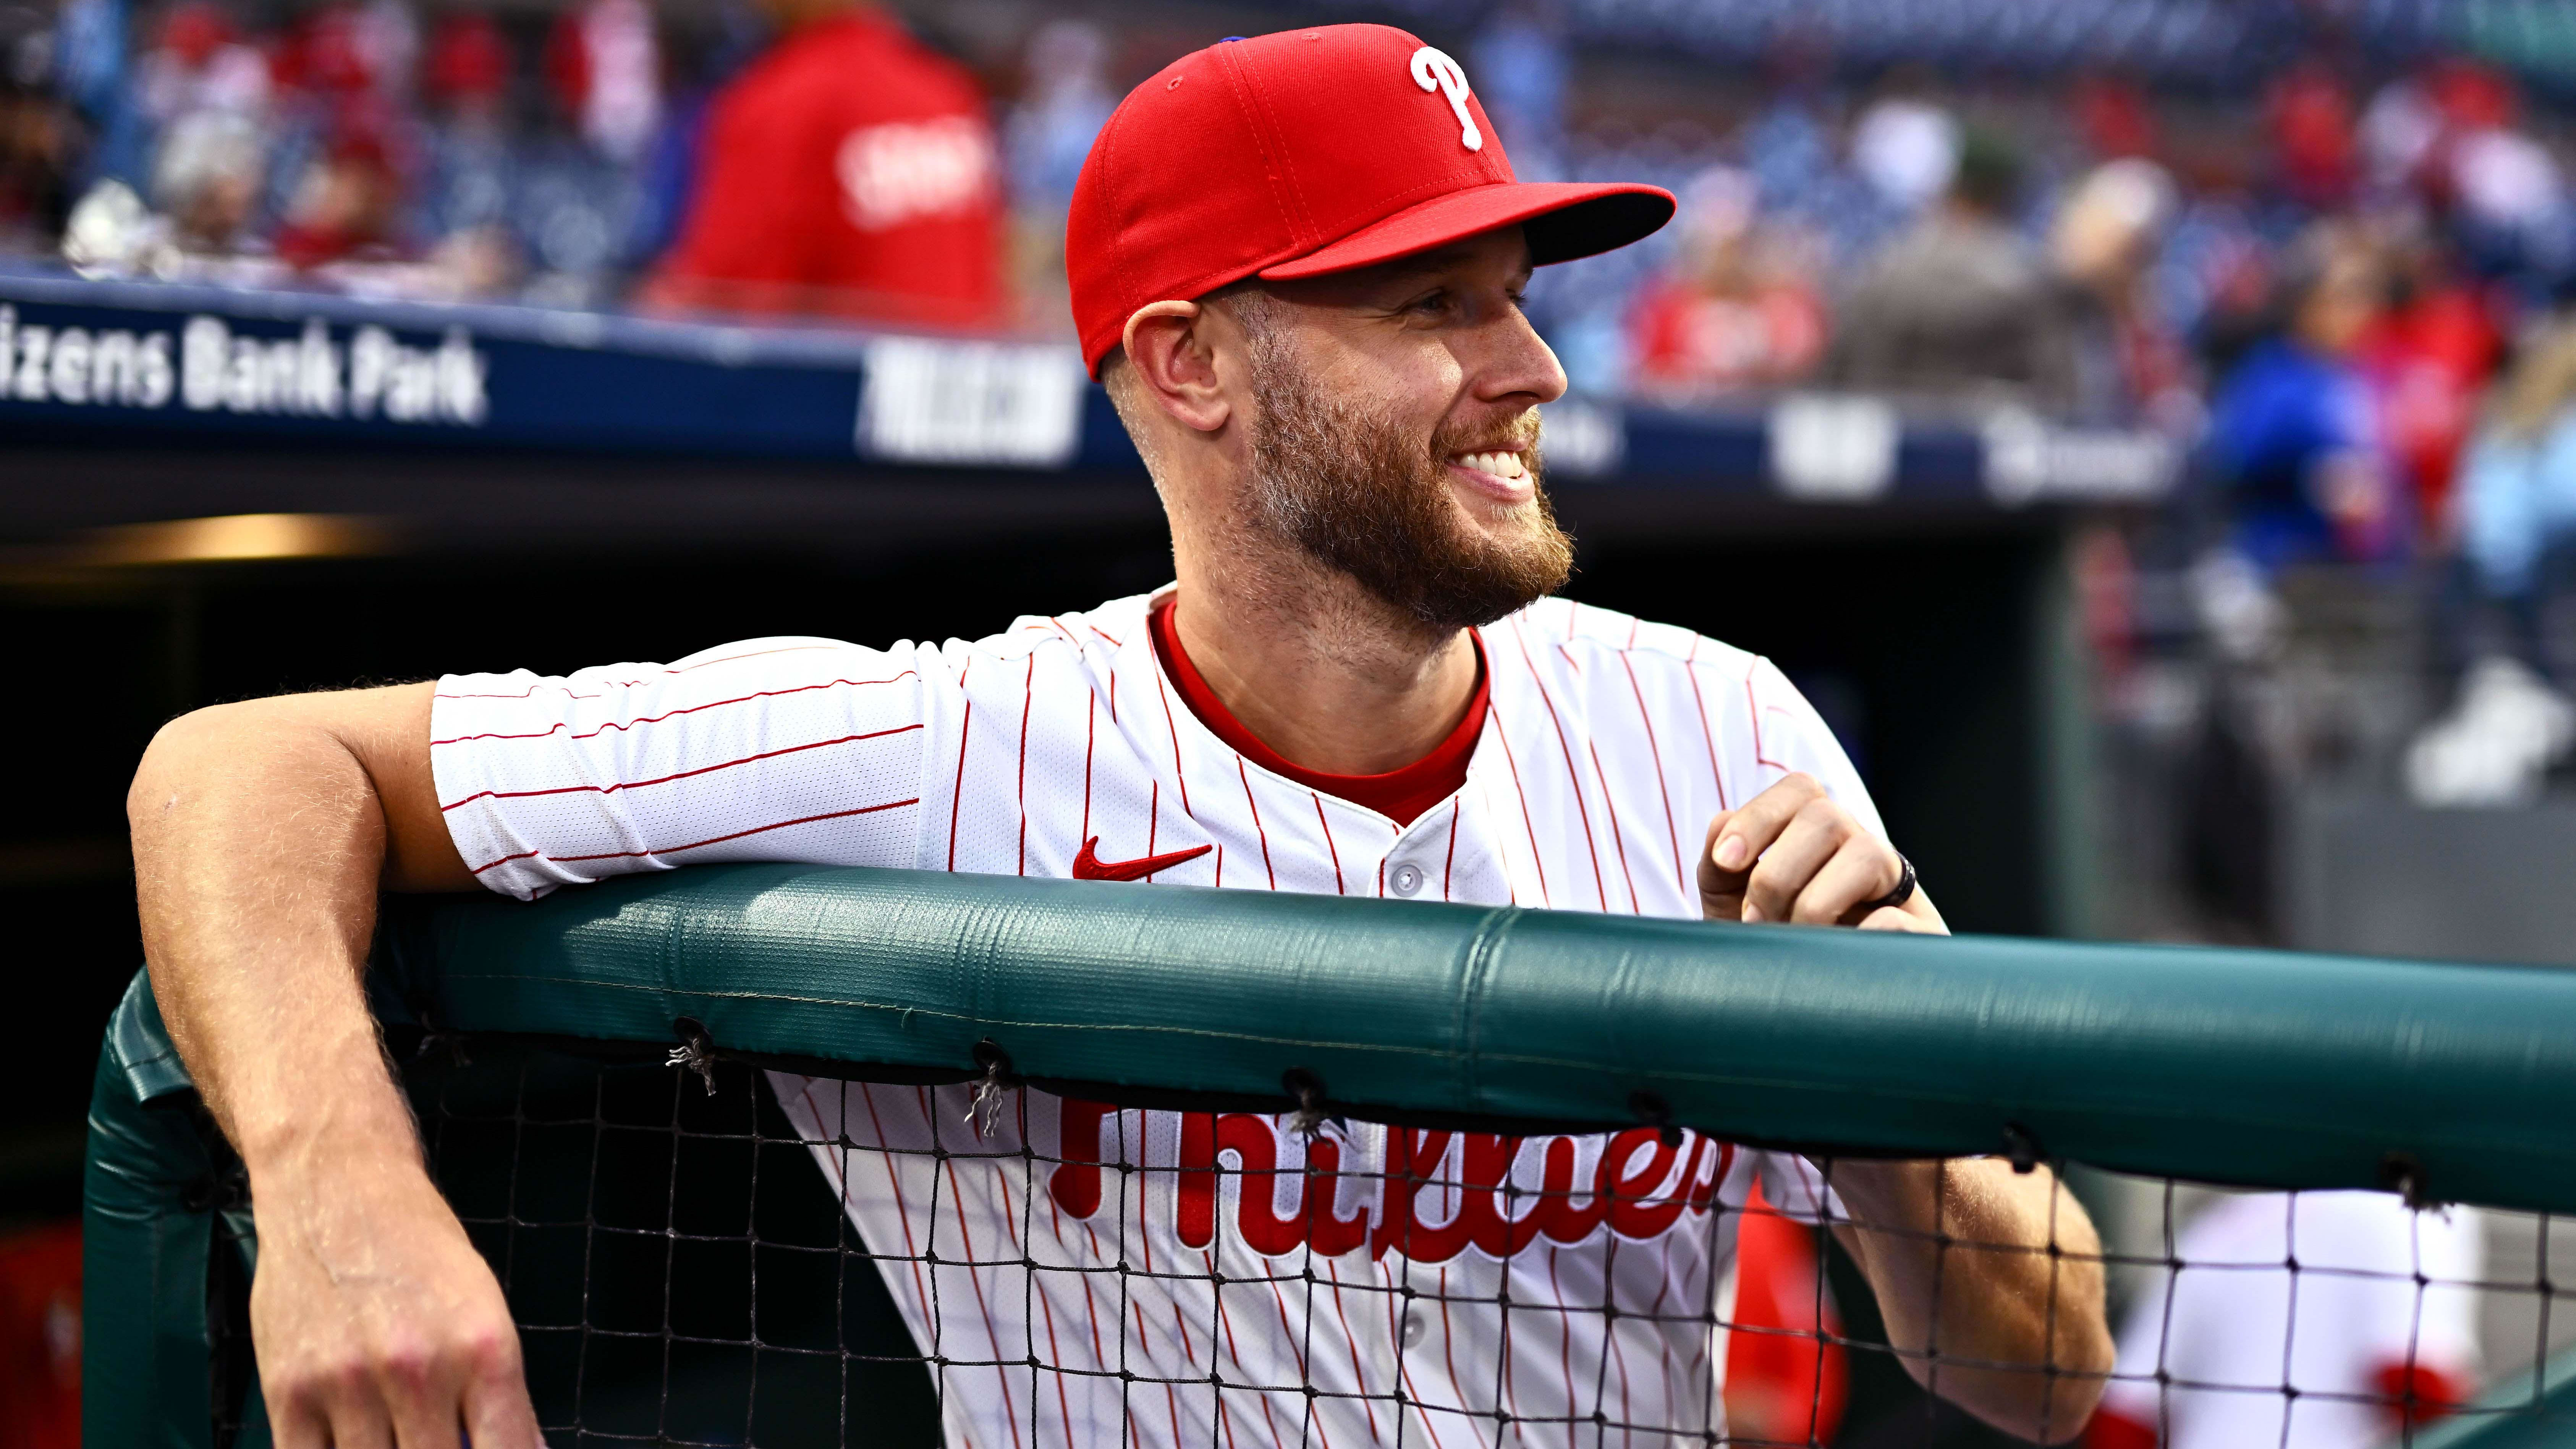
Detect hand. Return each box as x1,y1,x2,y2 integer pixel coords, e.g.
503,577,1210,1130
250,1149,541,1449
1699,773,1945,934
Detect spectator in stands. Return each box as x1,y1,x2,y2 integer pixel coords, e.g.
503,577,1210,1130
2364,228,2503,531
2205,225,2402,574
1626,166,1827,402
643,0,1003,327
1832,127,2076,408
546,0,661,165
2407,312,2576,805
1002,19,1111,332
2050,157,2193,427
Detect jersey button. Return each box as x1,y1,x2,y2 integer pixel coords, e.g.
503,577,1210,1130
1401,1309,1426,1348
1389,862,1425,897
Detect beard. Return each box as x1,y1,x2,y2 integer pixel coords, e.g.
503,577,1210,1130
1238,337,1574,631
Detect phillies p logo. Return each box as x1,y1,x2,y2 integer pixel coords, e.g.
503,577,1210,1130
1410,46,1482,152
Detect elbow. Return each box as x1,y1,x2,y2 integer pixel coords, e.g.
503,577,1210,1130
128,698,296,831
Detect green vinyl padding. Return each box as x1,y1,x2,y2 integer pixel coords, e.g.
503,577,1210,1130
358,862,2576,1216
88,863,2576,1445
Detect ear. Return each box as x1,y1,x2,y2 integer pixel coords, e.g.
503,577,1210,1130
1121,300,1233,434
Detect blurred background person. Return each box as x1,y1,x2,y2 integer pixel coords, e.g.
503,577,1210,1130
2085,1192,2481,1449
2408,313,2576,805
1001,18,1109,334
1627,165,1827,403
1832,125,2076,408
2050,157,2193,429
642,0,1002,327
2205,225,2403,578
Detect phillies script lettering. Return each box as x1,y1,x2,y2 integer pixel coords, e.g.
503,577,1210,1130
1047,1103,1730,1263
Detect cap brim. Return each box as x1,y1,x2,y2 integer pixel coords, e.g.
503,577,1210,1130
1256,181,1675,281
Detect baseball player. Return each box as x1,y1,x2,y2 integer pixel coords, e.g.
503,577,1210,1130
2084,1191,2482,1449
128,25,2111,1449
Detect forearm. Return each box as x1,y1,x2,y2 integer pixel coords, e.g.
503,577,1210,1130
1828,1158,2111,1443
131,694,424,1174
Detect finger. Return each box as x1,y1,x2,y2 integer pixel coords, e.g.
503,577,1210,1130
1790,835,1903,926
463,1362,547,1449
325,1397,400,1449
385,1367,469,1449
1741,800,1851,923
1857,905,1934,933
1700,774,1824,898
269,1394,335,1449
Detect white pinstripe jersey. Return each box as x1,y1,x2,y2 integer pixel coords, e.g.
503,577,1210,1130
433,588,1884,1449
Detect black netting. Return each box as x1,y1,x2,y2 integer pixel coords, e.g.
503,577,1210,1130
199,1039,2576,1448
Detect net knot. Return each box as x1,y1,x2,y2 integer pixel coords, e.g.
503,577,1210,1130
966,1039,1019,1138
666,1017,718,1096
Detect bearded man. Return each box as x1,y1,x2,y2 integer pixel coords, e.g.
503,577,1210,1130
125,25,2111,1449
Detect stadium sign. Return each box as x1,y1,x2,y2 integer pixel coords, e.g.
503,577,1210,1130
0,306,487,426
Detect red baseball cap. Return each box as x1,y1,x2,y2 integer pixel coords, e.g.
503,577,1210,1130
1065,24,1675,378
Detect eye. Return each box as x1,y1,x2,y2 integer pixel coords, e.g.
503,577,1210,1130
1407,289,1452,317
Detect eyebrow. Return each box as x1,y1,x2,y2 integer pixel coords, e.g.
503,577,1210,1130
1375,249,1537,285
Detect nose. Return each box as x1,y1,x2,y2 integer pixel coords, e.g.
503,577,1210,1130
1469,298,1568,409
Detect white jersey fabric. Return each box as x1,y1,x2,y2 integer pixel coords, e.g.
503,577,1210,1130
2097,1191,2484,1449
432,589,1882,1449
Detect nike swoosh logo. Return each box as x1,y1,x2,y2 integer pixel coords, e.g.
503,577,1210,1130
1070,835,1213,882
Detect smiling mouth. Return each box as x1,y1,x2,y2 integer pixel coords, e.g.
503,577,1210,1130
1450,449,1530,481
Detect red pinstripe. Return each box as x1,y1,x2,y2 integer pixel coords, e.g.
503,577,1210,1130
1257,1266,1334,1449
947,660,974,871
1151,665,1197,819
1379,1276,1455,1449
1311,793,1345,895
1018,653,1036,876
1441,799,1461,900
1514,624,1605,910
1082,691,1098,843
1237,760,1277,889
1613,631,1689,899
1432,1264,1494,1449
1046,1195,1111,1395
930,1086,1027,1449
1206,1248,1291,1449
466,797,917,875
1483,709,1548,908
429,670,917,746
848,1083,937,1363
1547,1245,1577,1449
1316,1258,1382,1441
1746,673,1788,771
1681,641,1731,814
1584,739,1642,915
439,724,922,811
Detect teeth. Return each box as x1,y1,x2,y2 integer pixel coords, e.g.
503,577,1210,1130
1455,450,1527,480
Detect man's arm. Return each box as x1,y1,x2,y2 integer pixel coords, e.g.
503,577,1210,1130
1704,774,2113,1441
129,682,540,1449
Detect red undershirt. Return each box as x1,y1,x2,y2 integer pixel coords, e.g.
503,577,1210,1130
1148,597,1487,827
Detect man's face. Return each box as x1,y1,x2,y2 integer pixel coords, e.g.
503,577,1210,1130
1234,227,1575,630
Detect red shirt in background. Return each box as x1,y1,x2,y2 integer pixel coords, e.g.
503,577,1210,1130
1627,274,1828,402
652,10,1004,328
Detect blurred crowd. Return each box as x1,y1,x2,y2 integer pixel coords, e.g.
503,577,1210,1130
16,0,2576,859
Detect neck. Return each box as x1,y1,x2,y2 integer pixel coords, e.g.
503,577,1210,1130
1167,527,1478,778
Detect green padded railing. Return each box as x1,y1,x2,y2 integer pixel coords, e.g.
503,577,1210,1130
85,863,2576,1446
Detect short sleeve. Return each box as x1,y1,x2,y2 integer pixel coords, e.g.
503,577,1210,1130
431,636,935,900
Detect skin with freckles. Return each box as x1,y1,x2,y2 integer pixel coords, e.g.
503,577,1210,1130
127,220,2107,1447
